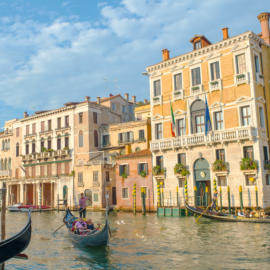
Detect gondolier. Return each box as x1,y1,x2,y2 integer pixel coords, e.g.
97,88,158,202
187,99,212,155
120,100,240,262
79,193,87,218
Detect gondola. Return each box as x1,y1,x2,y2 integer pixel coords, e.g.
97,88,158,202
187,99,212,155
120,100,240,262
63,209,109,247
0,212,31,264
185,203,270,223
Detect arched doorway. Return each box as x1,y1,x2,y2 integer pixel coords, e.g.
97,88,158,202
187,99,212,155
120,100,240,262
194,158,211,206
190,99,205,134
63,185,68,205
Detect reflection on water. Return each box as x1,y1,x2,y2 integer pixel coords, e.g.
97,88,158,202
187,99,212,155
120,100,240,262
2,211,270,269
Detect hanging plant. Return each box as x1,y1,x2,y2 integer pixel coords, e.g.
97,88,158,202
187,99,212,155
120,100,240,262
174,163,190,176
212,160,227,171
240,158,257,170
139,170,147,178
153,165,164,176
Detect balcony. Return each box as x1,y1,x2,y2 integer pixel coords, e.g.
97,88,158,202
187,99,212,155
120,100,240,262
55,125,71,132
150,126,257,151
93,181,100,187
256,73,264,86
191,84,203,95
24,133,37,138
173,90,184,101
209,79,222,92
39,129,53,135
152,95,162,106
22,149,70,162
234,72,249,85
118,139,134,145
0,170,12,177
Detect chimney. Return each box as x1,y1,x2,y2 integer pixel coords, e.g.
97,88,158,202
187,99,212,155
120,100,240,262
85,96,90,102
258,12,270,44
23,112,28,118
144,99,148,104
222,27,229,40
109,93,113,97
162,49,170,61
97,97,101,104
124,93,129,100
131,96,136,103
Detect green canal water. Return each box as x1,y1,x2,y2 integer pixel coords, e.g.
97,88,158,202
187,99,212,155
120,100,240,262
2,211,270,270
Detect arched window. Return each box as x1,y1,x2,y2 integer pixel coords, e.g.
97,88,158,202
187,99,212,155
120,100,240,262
57,135,61,150
48,136,52,150
16,143,19,157
1,140,4,150
7,139,10,149
26,141,29,155
15,168,19,179
79,131,83,147
65,133,69,149
32,140,36,153
41,138,45,151
8,158,11,170
94,130,98,147
190,99,205,134
4,158,7,170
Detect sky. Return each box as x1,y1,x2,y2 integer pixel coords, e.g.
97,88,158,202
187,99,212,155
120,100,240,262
0,0,269,127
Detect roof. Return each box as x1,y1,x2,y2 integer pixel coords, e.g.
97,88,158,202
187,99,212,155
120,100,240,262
190,35,211,44
116,149,152,159
100,94,121,102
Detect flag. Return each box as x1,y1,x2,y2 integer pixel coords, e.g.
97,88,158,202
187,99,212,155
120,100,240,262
170,102,176,137
205,97,212,135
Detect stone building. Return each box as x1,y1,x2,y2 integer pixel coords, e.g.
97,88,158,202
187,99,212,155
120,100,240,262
146,12,270,209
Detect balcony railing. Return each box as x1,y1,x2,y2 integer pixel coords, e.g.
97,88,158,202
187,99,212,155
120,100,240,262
152,95,162,106
209,79,222,91
22,149,70,162
150,126,257,151
0,170,12,177
24,132,37,138
256,73,264,86
234,72,249,85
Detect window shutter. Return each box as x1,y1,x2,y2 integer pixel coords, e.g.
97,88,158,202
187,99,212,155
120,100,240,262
130,132,134,141
119,165,123,176
137,163,140,174
127,165,129,176
145,163,148,175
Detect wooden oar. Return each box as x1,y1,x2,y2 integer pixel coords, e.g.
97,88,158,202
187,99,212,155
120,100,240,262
195,203,212,224
53,207,86,234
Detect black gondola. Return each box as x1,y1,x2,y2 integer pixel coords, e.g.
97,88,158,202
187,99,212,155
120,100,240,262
0,212,31,264
186,203,270,223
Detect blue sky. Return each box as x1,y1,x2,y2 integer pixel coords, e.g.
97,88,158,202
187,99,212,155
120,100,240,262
0,0,269,127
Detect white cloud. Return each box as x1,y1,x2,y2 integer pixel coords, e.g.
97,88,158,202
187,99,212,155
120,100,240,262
0,0,267,115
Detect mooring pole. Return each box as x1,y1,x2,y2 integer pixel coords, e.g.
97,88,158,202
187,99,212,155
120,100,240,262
255,185,259,211
239,185,243,212
227,185,231,214
141,187,146,215
219,186,223,212
1,182,7,270
133,183,136,215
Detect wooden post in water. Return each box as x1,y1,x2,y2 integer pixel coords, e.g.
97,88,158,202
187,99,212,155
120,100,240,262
239,185,243,211
176,186,179,207
219,186,223,212
1,182,7,270
133,183,136,215
141,187,146,215
194,186,197,207
227,186,231,214
213,178,217,210
255,185,259,211
205,186,209,207
184,178,188,216
157,183,161,208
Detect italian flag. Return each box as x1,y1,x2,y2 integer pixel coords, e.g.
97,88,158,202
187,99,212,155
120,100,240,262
170,102,176,137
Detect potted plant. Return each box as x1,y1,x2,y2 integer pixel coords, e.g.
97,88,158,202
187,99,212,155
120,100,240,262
174,163,190,176
210,81,218,86
192,86,199,91
153,165,164,176
236,74,245,80
139,170,147,178
212,160,227,171
41,146,47,152
240,157,257,170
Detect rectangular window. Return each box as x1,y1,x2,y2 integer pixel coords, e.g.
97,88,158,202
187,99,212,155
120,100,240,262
155,123,162,140
217,176,227,186
138,163,148,175
174,73,182,91
78,172,83,186
111,103,116,112
65,116,69,127
93,193,99,202
48,120,52,131
259,107,265,128
191,67,201,86
139,130,145,141
93,112,98,124
153,80,161,97
241,106,251,126
47,164,52,176
32,123,36,134
263,146,268,161
195,115,205,133
26,125,29,135
235,54,246,74
93,171,99,183
244,146,254,159
216,149,225,161
210,61,220,81
94,130,99,147
122,188,129,199
254,54,260,74
16,127,20,137
122,105,126,113
266,174,270,185
176,119,185,136
118,133,123,143
245,174,256,186
102,135,110,147
79,112,83,124
156,156,164,169
194,41,201,50
119,164,129,177
40,165,44,177
41,121,45,132
64,162,70,175
214,111,223,130
106,171,110,182
177,153,186,165
57,117,61,129
178,178,185,188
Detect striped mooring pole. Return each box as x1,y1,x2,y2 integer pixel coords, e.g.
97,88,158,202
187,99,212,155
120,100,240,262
141,187,146,215
160,182,164,207
184,178,188,216
194,186,197,207
227,185,231,214
205,186,209,207
219,186,223,211
213,178,217,210
157,183,161,208
133,183,136,215
255,185,259,210
239,185,243,211
176,186,179,207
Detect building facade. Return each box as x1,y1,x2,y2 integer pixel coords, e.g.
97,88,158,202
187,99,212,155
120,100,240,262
147,13,270,209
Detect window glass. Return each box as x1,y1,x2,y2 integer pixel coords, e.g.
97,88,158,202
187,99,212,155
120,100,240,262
177,153,186,165
156,156,163,169
236,54,246,74
241,106,251,126
153,80,161,96
93,112,98,124
243,146,254,159
139,130,145,140
93,193,99,201
266,174,270,185
194,41,201,49
191,67,201,86
216,149,225,161
79,131,84,147
174,73,182,91
259,107,265,128
78,172,83,186
155,123,162,139
217,176,227,186
195,115,204,133
210,61,220,81
122,188,129,199
254,55,260,73
79,112,83,124
214,111,223,130
176,119,185,136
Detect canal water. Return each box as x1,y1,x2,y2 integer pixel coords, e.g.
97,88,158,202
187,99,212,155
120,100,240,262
2,211,270,269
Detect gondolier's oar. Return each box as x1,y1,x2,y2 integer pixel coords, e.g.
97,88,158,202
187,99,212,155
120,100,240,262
195,203,212,224
53,208,86,234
